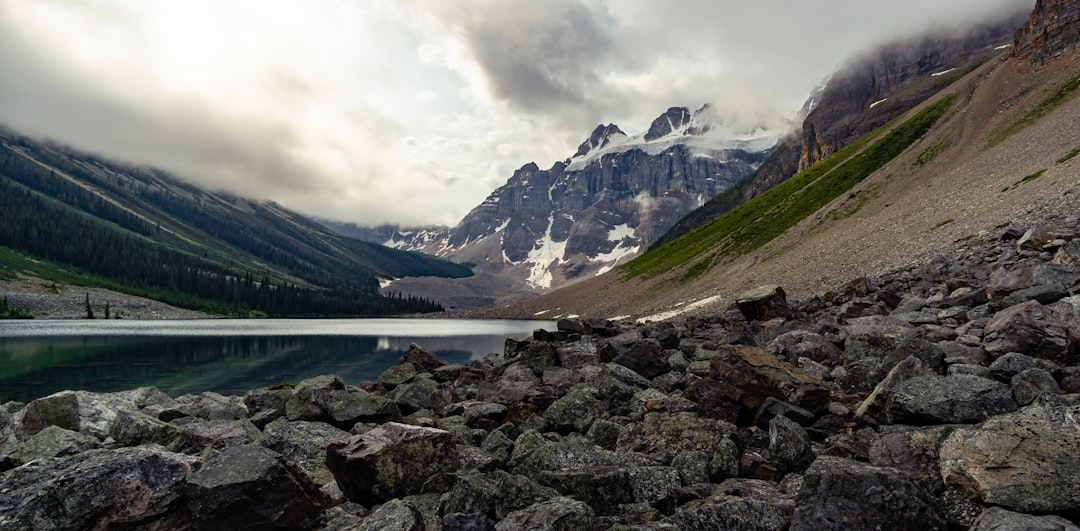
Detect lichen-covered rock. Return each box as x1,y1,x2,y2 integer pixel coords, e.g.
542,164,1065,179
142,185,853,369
243,386,292,428
185,444,326,529
494,496,595,531
767,330,841,364
8,425,100,464
710,345,830,413
15,388,164,440
378,362,419,389
260,419,351,486
538,464,681,516
0,445,198,530
556,340,600,369
791,456,946,530
351,498,423,531
854,355,934,424
174,391,247,420
110,408,181,447
285,374,347,422
440,470,558,521
886,374,1018,425
769,415,814,475
543,385,605,434
326,422,460,506
737,285,792,321
171,418,261,454
402,343,449,373
1011,368,1061,406
671,479,795,531
969,506,1079,531
595,362,651,415
616,412,740,466
940,400,1080,513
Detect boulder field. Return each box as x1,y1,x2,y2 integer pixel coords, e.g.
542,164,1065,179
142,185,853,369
1,220,1079,530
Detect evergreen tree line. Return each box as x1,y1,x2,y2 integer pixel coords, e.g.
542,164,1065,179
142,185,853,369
0,175,443,316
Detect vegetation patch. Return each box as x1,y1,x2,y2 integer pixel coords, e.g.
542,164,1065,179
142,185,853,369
1057,147,1080,164
0,296,34,319
989,72,1080,146
913,138,953,168
1003,169,1047,192
623,94,956,281
932,219,955,230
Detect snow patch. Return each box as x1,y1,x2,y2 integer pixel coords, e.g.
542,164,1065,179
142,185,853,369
607,224,635,242
379,278,395,289
534,310,550,316
931,68,956,77
869,98,888,109
636,295,724,323
994,44,1012,51
523,215,568,289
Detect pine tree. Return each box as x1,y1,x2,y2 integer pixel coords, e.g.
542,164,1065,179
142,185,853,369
84,293,94,319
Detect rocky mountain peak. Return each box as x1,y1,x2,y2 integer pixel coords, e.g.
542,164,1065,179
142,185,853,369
1012,0,1080,64
644,107,693,141
573,124,628,158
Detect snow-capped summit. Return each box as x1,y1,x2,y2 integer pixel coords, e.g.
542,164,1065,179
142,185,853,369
573,124,628,158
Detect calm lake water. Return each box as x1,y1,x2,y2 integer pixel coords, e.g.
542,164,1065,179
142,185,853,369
0,319,553,403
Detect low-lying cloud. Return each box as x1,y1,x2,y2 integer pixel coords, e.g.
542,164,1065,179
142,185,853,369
0,0,1034,226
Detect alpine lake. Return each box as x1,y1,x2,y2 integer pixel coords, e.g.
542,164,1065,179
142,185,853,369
0,318,554,403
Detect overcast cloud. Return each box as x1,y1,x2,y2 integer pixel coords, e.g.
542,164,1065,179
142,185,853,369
0,0,1033,226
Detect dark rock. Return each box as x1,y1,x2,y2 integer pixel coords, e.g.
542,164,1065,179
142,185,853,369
392,377,445,414
841,319,913,365
538,464,681,516
494,496,595,531
709,345,830,413
516,340,561,375
595,362,651,415
737,285,792,321
442,512,495,531
671,479,795,531
326,422,460,506
616,412,740,466
8,425,100,464
940,400,1080,512
172,418,261,454
869,425,958,490
0,446,197,530
544,385,605,434
556,340,600,368
186,444,326,529
989,351,1059,382
441,470,557,521
612,338,672,379
260,419,351,486
175,392,247,421
985,300,1073,364
378,362,419,390
464,402,509,429
988,263,1080,298
853,356,937,424
402,343,449,373
969,506,1079,531
768,415,814,475
886,374,1019,425
243,387,291,429
285,374,347,422
671,450,711,486
791,456,947,530
585,418,622,450
351,498,423,531
1011,367,1061,406
767,330,841,364
109,408,180,447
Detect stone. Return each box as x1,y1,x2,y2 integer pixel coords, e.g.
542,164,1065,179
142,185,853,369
616,412,740,466
0,446,198,530
671,450,711,486
441,512,495,531
737,285,792,321
989,352,1059,382
378,362,419,389
710,345,830,413
556,340,600,369
988,263,1080,297
969,506,1079,531
790,456,946,530
260,419,351,486
752,397,815,429
392,377,444,414
595,362,651,415
1011,367,1061,406
543,385,605,434
767,330,841,364
16,389,155,440
186,444,326,529
109,408,181,447
768,415,814,475
243,387,291,429
671,480,795,531
612,338,672,379
869,425,958,490
325,389,404,428
538,464,681,516
285,374,347,422
440,470,558,521
984,301,1074,365
402,343,449,373
171,418,261,454
326,422,460,506
174,392,247,421
854,356,935,424
9,425,100,464
352,498,424,531
940,400,1080,513
494,496,595,531
886,374,1018,425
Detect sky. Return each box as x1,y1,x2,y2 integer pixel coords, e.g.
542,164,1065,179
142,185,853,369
0,0,1033,227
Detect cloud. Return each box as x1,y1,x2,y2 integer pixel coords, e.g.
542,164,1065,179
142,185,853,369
0,0,1035,227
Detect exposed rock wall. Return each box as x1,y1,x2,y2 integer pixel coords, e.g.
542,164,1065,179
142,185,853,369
1013,0,1080,64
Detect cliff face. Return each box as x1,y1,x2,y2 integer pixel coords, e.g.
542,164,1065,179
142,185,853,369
1012,0,1080,64
798,15,1026,170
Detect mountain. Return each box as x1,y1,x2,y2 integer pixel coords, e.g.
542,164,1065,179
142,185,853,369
476,0,1080,321
335,104,782,310
0,130,472,317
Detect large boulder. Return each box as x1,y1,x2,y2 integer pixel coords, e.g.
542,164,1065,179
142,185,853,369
171,418,261,454
886,374,1019,425
109,409,181,447
709,345,830,413
939,399,1080,513
494,496,595,531
0,446,198,530
616,412,740,467
671,479,795,531
186,444,326,529
736,285,792,321
260,420,351,486
969,506,1079,531
326,422,460,506
15,387,169,440
440,470,558,522
543,385,605,434
791,456,946,530
983,301,1073,365
6,425,100,465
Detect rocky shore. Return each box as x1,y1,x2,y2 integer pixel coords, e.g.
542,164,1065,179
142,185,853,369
1,220,1078,530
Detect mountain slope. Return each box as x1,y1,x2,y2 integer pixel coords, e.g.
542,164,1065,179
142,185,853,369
0,131,472,316
477,37,1080,321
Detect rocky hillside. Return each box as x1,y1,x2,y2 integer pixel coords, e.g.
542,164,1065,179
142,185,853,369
1013,0,1080,64
484,3,1080,324
343,105,780,310
1,213,1078,527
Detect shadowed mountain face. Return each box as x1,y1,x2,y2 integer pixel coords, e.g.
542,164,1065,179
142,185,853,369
1012,0,1080,64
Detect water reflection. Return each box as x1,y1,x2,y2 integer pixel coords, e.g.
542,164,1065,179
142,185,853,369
0,319,551,403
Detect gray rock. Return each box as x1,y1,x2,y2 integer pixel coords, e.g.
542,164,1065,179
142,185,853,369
544,385,605,434
616,412,739,466
494,496,595,531
175,391,247,420
841,320,913,365
243,387,291,428
442,512,495,531
709,345,830,413
854,356,934,424
984,301,1073,365
1011,367,1061,406
791,456,946,530
110,408,180,447
989,351,1059,381
585,418,622,450
326,422,460,506
378,362,419,389
353,498,423,531
887,374,1018,425
671,479,795,531
988,262,1080,297
769,415,814,475
480,429,514,464
538,463,681,516
171,418,261,454
285,374,347,422
9,425,100,464
671,450,711,485
440,470,558,521
185,444,326,529
556,340,600,369
0,446,198,530
969,506,1079,531
612,338,672,379
325,388,404,428
392,377,444,414
869,425,958,489
940,400,1080,512
401,343,449,373
260,419,350,485
16,389,149,440
737,285,792,321
595,362,651,415
767,330,841,364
